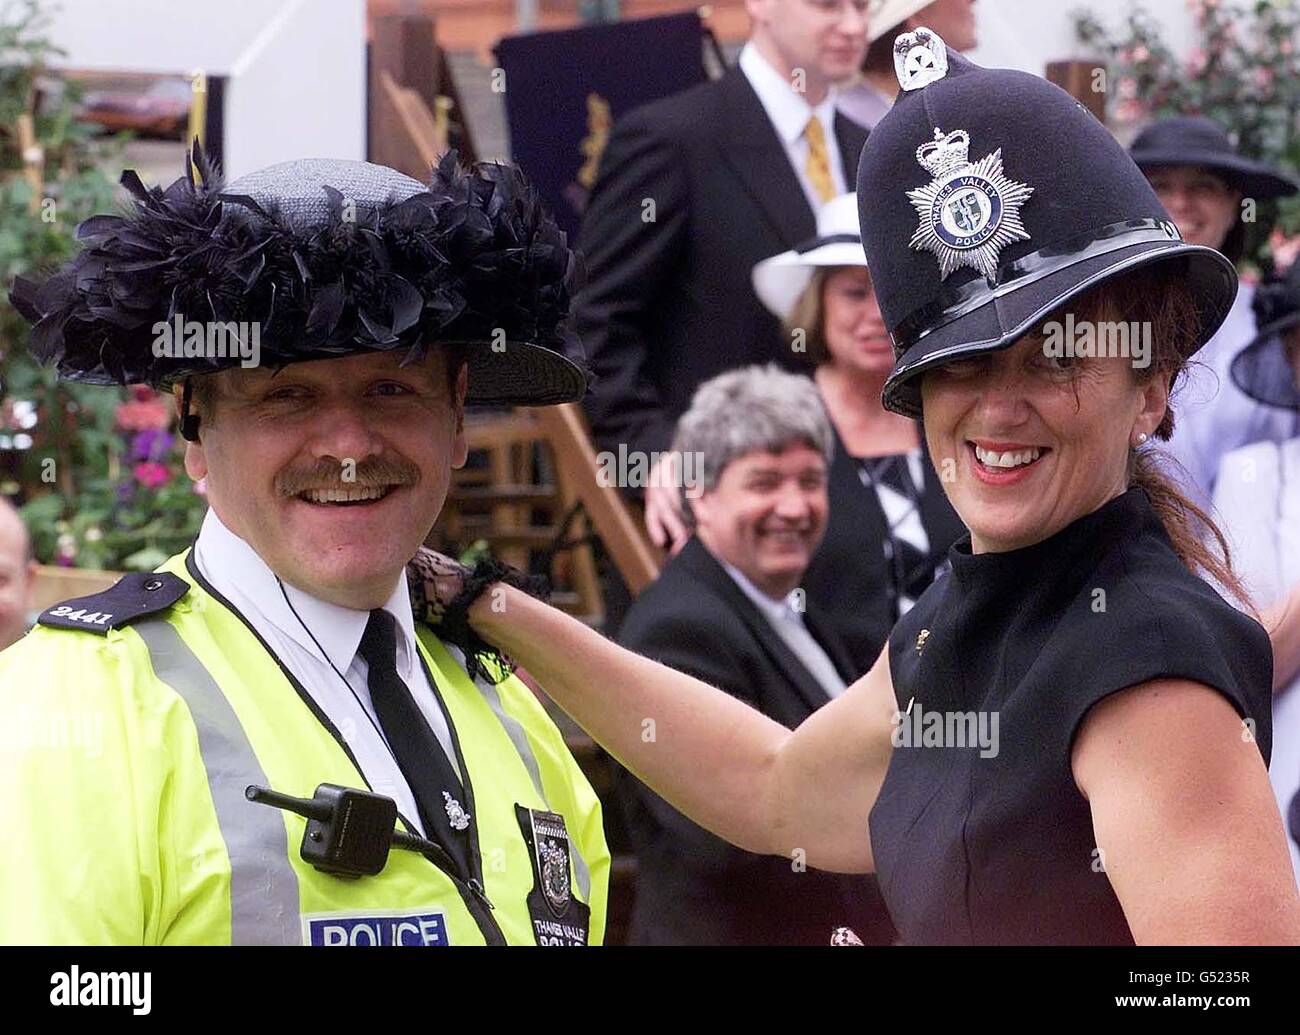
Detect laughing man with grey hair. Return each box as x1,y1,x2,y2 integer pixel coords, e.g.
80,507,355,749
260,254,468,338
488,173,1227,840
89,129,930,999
671,364,835,526
613,364,894,945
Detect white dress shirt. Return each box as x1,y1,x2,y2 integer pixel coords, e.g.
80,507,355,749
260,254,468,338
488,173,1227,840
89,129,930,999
738,42,847,212
721,560,848,699
192,509,458,838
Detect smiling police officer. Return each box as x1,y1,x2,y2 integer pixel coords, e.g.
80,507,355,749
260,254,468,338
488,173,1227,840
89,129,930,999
2,149,609,946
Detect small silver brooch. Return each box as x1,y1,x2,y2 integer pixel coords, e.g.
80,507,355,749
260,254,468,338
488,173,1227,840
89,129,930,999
443,790,471,831
915,629,930,654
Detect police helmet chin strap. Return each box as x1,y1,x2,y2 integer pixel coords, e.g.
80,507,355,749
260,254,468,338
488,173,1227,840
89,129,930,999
179,379,201,442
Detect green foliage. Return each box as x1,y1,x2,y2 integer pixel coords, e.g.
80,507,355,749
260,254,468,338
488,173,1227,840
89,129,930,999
0,0,205,571
1074,0,1300,261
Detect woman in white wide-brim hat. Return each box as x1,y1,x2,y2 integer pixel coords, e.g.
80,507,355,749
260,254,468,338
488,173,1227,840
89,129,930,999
838,0,978,129
751,192,963,674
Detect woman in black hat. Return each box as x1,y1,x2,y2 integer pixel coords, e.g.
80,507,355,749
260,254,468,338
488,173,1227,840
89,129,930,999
1212,261,1300,887
1130,115,1300,503
422,31,1300,944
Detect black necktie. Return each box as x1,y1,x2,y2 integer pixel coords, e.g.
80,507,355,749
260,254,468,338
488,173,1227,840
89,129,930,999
357,608,469,872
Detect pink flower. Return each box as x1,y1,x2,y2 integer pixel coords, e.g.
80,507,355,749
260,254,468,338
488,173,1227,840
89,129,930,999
1256,67,1276,91
133,461,171,489
1118,77,1138,100
56,532,77,566
1116,99,1147,123
1186,47,1207,75
116,386,171,431
1132,45,1150,62
1281,38,1294,56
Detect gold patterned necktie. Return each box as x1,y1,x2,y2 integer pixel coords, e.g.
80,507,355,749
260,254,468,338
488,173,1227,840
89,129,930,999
804,114,837,204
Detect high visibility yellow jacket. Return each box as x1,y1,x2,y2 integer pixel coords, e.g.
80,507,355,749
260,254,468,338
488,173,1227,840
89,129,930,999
0,550,609,945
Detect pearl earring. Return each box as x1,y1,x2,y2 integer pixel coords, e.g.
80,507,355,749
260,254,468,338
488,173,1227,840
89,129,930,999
1134,432,1148,447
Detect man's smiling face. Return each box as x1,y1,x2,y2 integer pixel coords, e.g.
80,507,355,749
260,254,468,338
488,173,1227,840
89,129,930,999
180,348,467,609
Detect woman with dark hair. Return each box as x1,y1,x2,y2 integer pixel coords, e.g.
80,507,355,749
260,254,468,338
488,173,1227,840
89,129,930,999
419,35,1300,943
752,192,964,673
1213,260,1300,887
838,0,977,129
1130,116,1300,504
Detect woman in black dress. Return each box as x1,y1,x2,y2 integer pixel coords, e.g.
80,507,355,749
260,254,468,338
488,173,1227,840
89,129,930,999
424,33,1300,943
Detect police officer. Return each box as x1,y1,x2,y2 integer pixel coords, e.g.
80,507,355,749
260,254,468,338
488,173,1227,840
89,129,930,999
411,30,1300,944
2,151,609,945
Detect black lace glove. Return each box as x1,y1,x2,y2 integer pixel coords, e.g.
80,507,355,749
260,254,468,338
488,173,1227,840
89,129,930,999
406,547,549,684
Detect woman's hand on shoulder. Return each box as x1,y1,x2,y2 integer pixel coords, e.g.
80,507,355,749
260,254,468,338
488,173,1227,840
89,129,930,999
1073,677,1300,945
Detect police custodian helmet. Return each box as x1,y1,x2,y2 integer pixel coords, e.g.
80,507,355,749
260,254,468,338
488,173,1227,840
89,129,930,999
861,28,1238,417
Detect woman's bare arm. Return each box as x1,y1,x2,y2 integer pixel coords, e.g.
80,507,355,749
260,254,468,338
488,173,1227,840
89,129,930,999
1073,677,1300,944
470,585,898,871
1261,581,1300,692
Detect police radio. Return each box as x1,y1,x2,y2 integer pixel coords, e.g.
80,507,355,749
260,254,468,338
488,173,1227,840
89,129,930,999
245,784,457,878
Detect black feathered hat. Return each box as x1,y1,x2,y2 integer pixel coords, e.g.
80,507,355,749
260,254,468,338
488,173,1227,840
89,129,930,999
859,29,1238,418
9,144,589,406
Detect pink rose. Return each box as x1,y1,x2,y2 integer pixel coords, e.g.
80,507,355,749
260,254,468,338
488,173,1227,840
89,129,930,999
116,386,171,431
133,461,171,489
1116,99,1147,123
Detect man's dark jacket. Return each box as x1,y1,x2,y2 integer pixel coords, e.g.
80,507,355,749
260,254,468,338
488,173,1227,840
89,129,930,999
574,65,871,457
613,537,895,945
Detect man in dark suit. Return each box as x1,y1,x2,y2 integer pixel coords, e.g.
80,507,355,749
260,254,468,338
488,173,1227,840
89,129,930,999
574,0,871,547
614,366,894,945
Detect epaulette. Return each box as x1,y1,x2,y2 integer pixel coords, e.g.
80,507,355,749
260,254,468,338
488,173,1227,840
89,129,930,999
37,572,189,635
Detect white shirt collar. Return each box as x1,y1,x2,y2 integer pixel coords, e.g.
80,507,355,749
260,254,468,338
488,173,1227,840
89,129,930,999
738,41,839,147
720,557,803,627
192,508,420,681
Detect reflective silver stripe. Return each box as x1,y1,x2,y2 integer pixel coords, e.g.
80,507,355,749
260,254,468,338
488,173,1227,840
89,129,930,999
472,673,592,904
134,618,302,944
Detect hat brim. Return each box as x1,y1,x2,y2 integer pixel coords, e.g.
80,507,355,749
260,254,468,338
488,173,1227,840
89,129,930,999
882,241,1237,417
868,0,934,42
460,340,589,406
752,242,870,319
65,336,590,406
1132,151,1300,200
1229,313,1300,411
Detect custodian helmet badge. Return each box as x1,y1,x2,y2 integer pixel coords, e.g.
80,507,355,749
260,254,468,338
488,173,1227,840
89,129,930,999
907,128,1034,282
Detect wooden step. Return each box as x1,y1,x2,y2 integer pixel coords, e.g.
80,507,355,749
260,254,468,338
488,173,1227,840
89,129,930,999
447,484,559,506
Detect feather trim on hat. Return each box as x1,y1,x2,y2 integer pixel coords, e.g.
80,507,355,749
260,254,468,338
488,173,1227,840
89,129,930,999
9,144,585,388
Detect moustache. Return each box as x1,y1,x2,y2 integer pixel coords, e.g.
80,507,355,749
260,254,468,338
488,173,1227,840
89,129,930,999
275,455,421,497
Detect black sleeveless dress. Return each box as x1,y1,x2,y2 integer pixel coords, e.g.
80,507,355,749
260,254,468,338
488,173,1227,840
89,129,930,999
868,488,1273,944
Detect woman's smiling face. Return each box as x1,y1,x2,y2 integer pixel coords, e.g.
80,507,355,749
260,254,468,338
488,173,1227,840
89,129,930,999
919,299,1171,554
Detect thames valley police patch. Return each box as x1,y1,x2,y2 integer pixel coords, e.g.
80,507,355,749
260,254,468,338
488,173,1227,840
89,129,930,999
515,805,590,945
907,127,1034,282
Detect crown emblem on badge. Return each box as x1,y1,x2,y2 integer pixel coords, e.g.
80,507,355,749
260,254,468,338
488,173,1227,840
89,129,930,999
907,127,1035,282
916,129,971,178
